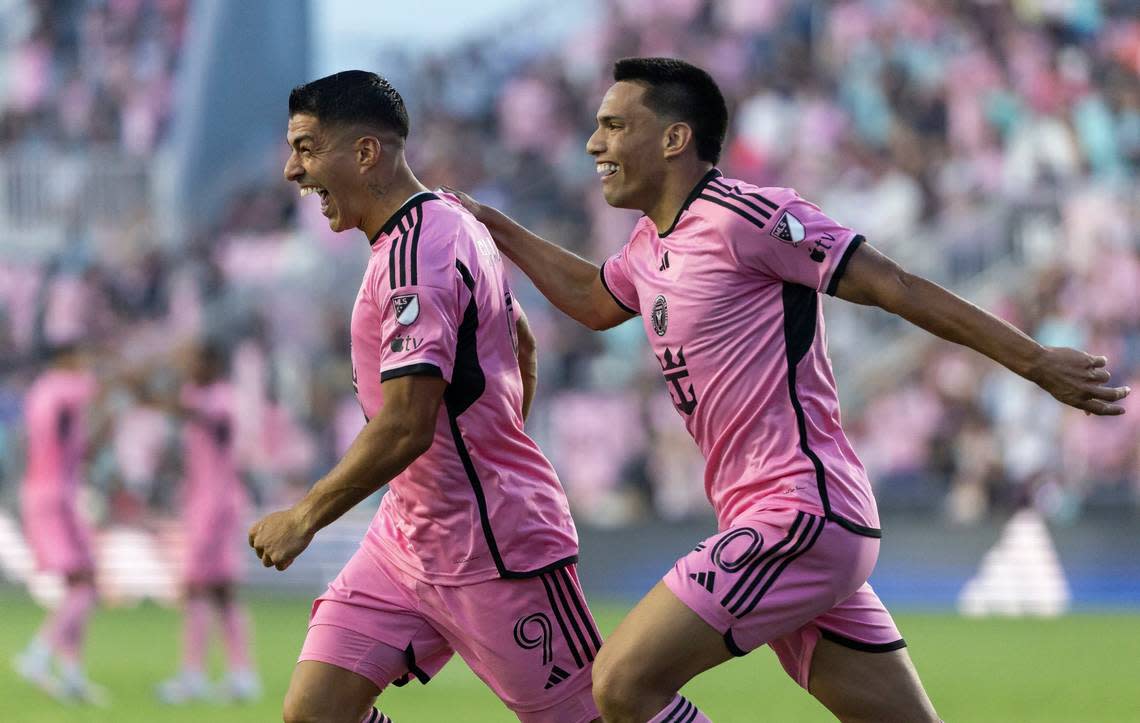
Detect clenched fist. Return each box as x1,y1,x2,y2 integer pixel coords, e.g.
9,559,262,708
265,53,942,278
248,507,314,571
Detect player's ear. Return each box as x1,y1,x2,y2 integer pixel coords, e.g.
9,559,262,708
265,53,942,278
355,135,382,171
663,122,694,160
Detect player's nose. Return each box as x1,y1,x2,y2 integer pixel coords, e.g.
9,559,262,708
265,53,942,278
586,129,604,156
283,153,303,183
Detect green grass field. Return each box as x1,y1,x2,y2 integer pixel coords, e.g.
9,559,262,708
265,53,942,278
2,593,1138,722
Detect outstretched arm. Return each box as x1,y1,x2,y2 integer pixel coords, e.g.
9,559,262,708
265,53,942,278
447,189,635,331
248,373,446,570
833,242,1129,415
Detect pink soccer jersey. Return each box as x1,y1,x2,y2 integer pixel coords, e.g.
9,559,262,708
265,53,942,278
601,170,880,537
21,368,98,573
180,381,248,583
351,191,578,584
22,369,97,495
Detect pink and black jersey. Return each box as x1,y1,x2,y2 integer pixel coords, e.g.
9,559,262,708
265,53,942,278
22,368,97,496
180,382,246,521
601,170,879,537
351,191,578,584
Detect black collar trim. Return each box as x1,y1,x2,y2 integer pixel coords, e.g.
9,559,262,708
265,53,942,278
659,168,722,238
370,192,438,246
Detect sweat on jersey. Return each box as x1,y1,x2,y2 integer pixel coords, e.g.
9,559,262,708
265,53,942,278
351,192,579,584
601,170,880,538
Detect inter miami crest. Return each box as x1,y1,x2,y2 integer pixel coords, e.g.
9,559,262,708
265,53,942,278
392,294,419,325
651,294,669,336
770,210,806,246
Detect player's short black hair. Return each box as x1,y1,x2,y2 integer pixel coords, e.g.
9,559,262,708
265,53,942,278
288,70,409,139
613,57,727,164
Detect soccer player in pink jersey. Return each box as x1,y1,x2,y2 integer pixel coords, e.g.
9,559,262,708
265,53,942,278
248,71,602,723
14,344,108,705
155,343,260,704
450,58,1130,722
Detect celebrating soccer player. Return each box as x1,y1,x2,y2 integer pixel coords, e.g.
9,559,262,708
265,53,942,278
448,57,1130,723
13,344,108,705
248,71,602,723
155,342,260,704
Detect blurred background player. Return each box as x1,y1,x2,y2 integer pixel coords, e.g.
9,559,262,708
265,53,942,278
147,342,261,704
12,342,109,705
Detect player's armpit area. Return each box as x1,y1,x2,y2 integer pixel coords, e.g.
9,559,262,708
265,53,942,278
829,241,911,311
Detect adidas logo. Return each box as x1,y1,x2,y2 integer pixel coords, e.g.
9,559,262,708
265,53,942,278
689,570,716,593
544,664,570,689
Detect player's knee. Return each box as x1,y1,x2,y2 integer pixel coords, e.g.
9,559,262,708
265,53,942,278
591,648,659,720
281,686,332,723
283,675,375,723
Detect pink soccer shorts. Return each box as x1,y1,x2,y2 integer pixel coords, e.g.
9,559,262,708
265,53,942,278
664,506,905,688
299,546,600,723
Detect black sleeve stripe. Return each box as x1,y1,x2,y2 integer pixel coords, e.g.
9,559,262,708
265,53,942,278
703,182,773,219
709,178,779,210
398,218,409,288
389,212,428,290
380,363,444,382
598,261,638,315
697,194,768,231
824,234,865,296
388,229,398,289
409,206,422,286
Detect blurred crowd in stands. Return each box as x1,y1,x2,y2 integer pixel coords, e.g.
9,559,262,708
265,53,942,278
0,0,1137,528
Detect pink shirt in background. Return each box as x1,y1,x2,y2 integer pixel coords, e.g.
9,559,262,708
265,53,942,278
351,192,578,584
22,368,97,495
602,170,880,536
180,381,247,528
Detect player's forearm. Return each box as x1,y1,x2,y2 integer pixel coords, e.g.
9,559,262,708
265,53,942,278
295,414,430,534
885,272,1045,380
480,209,606,328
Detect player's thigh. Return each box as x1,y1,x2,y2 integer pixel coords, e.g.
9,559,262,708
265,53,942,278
296,547,456,703
808,637,938,723
593,581,733,698
283,659,382,723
